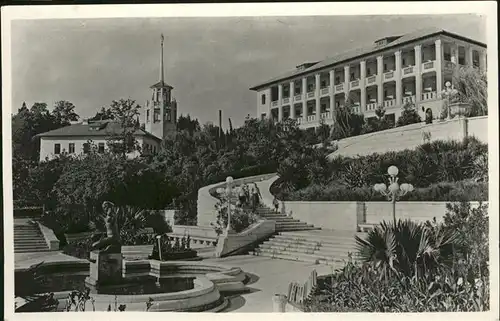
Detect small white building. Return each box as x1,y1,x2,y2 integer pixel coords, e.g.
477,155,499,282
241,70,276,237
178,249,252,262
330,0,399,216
35,34,179,162
36,120,162,162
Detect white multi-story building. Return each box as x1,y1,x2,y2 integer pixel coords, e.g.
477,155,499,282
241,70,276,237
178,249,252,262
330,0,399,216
250,27,487,128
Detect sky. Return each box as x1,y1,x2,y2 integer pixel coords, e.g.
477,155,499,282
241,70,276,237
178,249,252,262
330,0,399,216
11,14,486,129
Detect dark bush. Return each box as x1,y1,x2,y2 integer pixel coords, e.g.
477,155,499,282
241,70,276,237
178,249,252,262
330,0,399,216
283,180,487,202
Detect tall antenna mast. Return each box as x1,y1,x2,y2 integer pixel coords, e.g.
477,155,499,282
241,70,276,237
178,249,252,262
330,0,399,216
160,34,165,83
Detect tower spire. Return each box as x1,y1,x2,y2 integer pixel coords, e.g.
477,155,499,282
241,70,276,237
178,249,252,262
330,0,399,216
160,33,165,83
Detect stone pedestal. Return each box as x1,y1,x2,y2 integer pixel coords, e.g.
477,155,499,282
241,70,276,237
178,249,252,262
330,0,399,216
272,294,288,312
85,250,123,292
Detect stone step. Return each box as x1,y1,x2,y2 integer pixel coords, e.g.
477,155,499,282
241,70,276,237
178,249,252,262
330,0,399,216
265,237,358,250
253,246,361,261
259,243,358,258
278,231,363,242
275,226,320,232
249,249,359,265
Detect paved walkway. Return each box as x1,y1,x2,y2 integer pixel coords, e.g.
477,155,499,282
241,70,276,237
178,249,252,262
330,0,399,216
205,254,335,312
15,251,87,270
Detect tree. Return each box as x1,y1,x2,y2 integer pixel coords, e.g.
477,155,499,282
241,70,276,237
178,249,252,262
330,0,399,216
453,66,487,116
177,114,201,136
52,100,79,126
396,102,421,127
12,102,78,161
90,107,114,121
105,99,141,156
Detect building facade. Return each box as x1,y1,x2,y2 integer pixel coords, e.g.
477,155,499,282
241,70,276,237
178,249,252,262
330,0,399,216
250,28,487,129
37,120,162,162
36,34,178,162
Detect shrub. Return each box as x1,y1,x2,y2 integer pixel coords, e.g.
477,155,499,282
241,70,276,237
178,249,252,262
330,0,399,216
396,102,422,127
306,201,489,312
211,199,259,235
149,234,197,261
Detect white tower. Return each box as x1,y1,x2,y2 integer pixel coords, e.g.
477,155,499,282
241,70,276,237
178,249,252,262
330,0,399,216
144,34,178,139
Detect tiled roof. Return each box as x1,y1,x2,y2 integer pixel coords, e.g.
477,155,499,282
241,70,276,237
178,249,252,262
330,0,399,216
150,80,173,89
35,120,162,142
250,27,486,90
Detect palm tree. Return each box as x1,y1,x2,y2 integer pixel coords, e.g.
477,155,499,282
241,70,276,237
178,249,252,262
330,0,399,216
356,219,457,278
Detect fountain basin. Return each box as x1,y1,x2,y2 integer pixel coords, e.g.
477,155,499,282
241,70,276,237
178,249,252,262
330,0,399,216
15,259,246,312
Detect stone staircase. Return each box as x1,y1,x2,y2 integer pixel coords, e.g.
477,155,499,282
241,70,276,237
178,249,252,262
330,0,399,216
254,205,319,232
14,219,49,253
249,230,367,266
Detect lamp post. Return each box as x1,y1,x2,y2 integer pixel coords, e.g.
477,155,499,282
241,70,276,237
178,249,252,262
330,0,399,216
373,165,414,222
225,176,234,235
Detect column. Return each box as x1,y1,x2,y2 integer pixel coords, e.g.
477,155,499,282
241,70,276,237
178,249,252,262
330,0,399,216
377,55,384,106
467,46,474,67
360,60,366,112
315,73,321,119
329,70,335,120
278,84,283,121
414,45,422,103
302,77,307,117
289,81,295,119
451,43,459,65
395,50,402,106
435,39,443,96
480,50,487,71
344,65,350,101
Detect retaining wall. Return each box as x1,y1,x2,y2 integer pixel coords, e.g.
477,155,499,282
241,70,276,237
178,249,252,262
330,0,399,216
329,116,488,158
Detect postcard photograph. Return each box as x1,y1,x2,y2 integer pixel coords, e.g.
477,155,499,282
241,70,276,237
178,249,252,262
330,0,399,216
2,2,498,319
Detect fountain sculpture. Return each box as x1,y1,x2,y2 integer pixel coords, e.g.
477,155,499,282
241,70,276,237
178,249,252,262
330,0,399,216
85,201,123,292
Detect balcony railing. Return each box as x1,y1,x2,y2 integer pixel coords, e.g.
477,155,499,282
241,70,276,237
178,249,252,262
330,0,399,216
320,87,330,95
403,95,416,104
423,61,434,70
294,94,302,101
421,91,437,101
403,66,414,75
335,84,344,92
384,71,394,80
307,92,315,99
296,117,303,125
320,111,332,119
350,79,360,88
366,75,377,85
383,98,396,108
271,101,278,107
282,97,290,104
306,115,316,122
351,106,360,114
366,102,378,111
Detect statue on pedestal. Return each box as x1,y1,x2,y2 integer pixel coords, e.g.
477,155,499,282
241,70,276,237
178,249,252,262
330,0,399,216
91,201,121,254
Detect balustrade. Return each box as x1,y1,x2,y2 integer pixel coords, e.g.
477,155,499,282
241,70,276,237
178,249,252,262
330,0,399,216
384,71,394,80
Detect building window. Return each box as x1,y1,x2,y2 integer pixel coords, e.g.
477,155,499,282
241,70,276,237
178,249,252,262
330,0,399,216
83,143,90,154
261,94,266,105
146,110,150,122
384,63,388,71
98,143,105,154
321,80,327,88
154,110,160,122
261,113,266,120
307,84,314,92
54,143,61,155
166,110,171,121
384,90,388,98
69,143,75,154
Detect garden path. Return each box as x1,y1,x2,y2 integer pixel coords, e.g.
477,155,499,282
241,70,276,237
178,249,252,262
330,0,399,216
205,254,336,312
